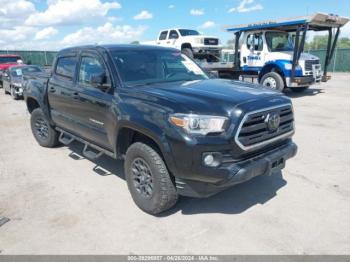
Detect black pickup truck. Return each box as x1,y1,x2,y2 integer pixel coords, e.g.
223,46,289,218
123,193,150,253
24,44,297,214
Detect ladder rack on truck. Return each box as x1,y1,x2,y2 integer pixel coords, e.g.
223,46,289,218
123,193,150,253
199,13,349,92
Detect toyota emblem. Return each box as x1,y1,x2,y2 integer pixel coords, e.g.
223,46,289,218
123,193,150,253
266,112,280,131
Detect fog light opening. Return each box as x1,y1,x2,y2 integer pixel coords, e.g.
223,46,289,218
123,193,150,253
203,153,222,167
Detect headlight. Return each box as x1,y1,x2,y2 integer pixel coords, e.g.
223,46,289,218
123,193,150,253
169,114,228,135
285,63,302,70
195,38,204,44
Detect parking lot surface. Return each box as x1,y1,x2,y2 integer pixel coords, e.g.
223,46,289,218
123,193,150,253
0,73,349,254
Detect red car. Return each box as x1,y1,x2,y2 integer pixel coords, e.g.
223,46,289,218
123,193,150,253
0,54,23,88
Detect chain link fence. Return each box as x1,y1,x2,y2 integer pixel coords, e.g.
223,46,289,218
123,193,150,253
1,49,349,72
306,48,350,72
0,50,58,67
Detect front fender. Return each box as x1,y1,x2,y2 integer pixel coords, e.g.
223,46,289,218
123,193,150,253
260,60,303,80
114,117,178,175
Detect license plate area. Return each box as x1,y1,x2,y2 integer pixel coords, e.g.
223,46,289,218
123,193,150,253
313,64,322,82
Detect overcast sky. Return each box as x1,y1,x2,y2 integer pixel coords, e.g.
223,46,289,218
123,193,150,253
0,0,349,50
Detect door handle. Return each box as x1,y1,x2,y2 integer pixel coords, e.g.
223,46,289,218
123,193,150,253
166,41,170,44
48,87,56,93
72,92,80,100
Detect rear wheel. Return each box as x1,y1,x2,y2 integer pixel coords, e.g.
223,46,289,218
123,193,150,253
30,108,59,148
290,86,309,92
260,72,285,92
125,142,178,215
4,86,10,95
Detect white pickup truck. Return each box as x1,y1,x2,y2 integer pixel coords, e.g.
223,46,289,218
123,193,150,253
143,29,222,61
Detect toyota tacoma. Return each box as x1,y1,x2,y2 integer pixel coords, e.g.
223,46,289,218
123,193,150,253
24,45,297,215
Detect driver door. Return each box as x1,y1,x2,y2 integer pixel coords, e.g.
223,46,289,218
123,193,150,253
74,52,116,150
167,30,179,47
242,33,265,69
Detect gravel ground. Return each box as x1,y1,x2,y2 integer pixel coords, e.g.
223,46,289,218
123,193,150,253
0,73,349,254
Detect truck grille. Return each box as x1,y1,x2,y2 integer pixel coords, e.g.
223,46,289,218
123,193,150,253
204,38,219,45
235,104,294,150
305,59,320,71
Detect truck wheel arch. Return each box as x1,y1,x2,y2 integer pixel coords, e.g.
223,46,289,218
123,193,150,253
259,63,285,82
26,97,40,113
117,127,161,156
116,126,177,178
181,43,192,50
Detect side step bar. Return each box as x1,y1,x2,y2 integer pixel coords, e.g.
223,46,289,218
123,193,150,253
82,144,104,160
59,132,74,145
56,127,116,160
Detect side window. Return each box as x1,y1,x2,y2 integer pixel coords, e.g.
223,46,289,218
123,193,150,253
78,56,106,86
246,34,263,51
169,30,179,39
55,56,77,79
159,31,168,40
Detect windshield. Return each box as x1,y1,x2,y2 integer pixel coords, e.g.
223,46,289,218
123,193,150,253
265,32,294,52
10,68,23,77
179,29,200,36
111,49,208,87
0,56,21,64
22,66,43,74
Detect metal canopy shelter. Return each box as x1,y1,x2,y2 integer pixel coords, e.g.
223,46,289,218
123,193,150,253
224,13,349,82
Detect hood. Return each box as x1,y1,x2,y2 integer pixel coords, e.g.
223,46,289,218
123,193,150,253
187,35,219,39
11,76,23,84
272,51,319,61
133,79,288,116
25,71,50,78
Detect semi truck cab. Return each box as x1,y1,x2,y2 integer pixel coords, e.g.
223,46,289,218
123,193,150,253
240,30,322,88
200,13,349,92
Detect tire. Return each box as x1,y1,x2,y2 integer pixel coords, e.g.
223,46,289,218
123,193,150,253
290,86,309,92
4,86,10,95
182,48,194,59
125,142,178,215
260,72,285,92
10,87,19,100
30,108,59,148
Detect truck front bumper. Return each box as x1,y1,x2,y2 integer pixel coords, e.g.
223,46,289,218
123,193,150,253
13,86,24,96
175,142,297,198
286,76,315,87
192,47,221,56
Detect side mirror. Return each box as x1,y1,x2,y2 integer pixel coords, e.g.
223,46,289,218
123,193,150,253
3,73,9,78
90,73,110,91
91,73,105,85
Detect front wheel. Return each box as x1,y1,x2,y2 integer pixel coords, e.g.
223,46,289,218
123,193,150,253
10,87,19,100
181,48,194,59
260,72,285,92
125,142,178,215
30,108,59,148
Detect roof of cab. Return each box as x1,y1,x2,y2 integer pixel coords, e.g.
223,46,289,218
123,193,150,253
224,12,349,32
58,44,177,55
